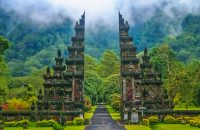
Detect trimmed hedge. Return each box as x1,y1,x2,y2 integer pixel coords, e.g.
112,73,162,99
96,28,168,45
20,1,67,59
35,119,56,127
142,119,149,126
53,123,63,130
184,116,193,123
189,116,200,128
74,117,84,126
148,116,159,125
189,120,199,127
84,118,90,125
141,115,200,128
65,121,74,126
4,120,29,127
164,115,177,124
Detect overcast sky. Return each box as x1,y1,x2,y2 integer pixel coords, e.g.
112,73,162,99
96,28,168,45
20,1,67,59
1,0,200,29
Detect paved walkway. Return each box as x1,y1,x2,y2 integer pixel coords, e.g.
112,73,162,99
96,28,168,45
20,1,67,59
85,105,125,130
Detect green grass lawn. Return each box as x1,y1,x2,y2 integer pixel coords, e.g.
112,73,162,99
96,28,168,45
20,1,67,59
84,105,97,119
125,124,200,130
106,105,121,120
4,126,85,130
125,125,151,130
152,124,200,130
4,127,54,130
64,126,85,130
4,106,97,130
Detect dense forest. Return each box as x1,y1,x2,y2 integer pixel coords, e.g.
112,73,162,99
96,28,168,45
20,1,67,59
0,6,200,110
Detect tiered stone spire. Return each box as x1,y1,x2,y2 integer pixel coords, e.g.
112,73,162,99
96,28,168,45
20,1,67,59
119,12,142,120
37,13,85,122
65,12,85,102
140,47,162,100
119,13,173,122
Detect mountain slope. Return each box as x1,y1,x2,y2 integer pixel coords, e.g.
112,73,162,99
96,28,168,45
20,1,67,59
1,8,200,76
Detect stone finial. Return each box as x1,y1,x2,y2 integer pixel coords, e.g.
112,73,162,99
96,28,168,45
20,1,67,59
58,49,61,57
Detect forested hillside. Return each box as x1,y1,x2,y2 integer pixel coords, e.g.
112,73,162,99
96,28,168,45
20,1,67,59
0,7,200,77
1,2,200,110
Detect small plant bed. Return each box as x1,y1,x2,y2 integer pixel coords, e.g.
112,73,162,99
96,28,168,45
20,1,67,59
4,127,85,130
64,126,85,130
4,127,54,130
125,124,200,130
106,105,121,120
4,118,85,130
84,105,97,119
152,124,200,130
125,125,151,130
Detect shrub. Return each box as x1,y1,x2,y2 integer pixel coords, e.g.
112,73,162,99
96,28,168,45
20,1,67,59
84,118,90,125
4,121,16,127
4,120,29,127
84,95,92,111
176,117,183,124
29,122,36,127
65,121,74,126
142,119,149,126
74,117,84,126
35,119,56,127
53,123,63,130
197,122,200,128
109,94,121,111
189,120,199,127
2,98,30,111
164,116,177,124
148,116,159,125
184,116,192,123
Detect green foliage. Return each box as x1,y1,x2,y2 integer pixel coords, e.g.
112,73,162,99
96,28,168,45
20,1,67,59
163,15,200,62
164,116,177,124
4,120,29,127
97,50,119,78
0,77,9,103
102,74,120,102
189,120,200,127
84,95,92,111
53,123,63,130
2,98,30,111
184,116,193,123
142,119,150,126
189,116,200,128
65,121,74,126
0,36,10,103
84,54,98,72
84,118,90,125
148,116,159,125
108,93,121,111
35,119,57,127
84,50,120,104
65,117,88,126
150,44,200,108
1,9,200,109
0,36,10,56
73,117,84,126
106,105,121,120
84,70,102,104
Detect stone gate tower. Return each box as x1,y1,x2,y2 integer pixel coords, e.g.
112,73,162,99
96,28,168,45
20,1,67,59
119,12,173,122
119,12,142,121
37,13,85,122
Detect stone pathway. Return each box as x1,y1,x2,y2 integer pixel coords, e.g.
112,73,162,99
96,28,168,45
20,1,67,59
85,105,125,130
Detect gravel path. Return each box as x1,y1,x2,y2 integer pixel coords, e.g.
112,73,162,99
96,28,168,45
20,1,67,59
84,105,125,130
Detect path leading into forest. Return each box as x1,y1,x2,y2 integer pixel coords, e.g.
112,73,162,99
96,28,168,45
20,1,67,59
84,105,125,130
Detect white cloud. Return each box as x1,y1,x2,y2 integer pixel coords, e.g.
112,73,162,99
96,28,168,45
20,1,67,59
0,0,200,31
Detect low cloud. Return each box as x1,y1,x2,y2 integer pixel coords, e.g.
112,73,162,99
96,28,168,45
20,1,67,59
0,0,200,33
